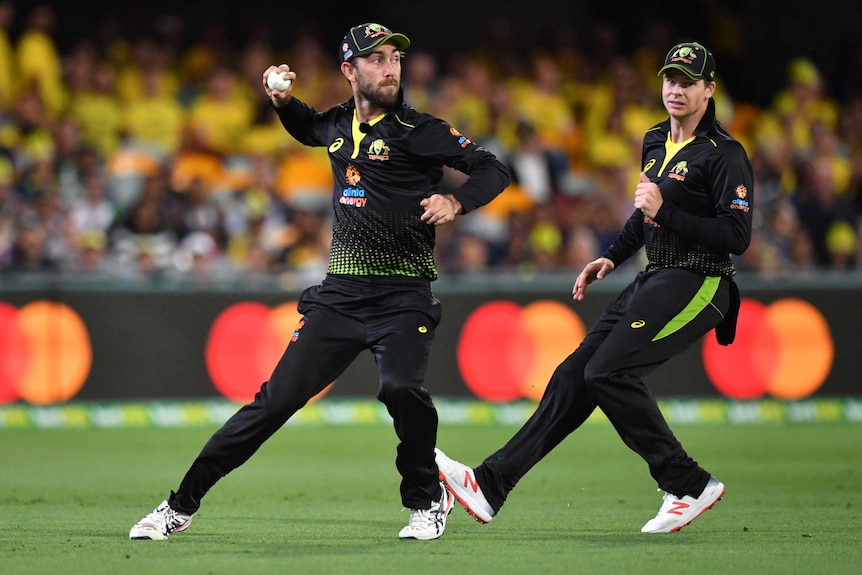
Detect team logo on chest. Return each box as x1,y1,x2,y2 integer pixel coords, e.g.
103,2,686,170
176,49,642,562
368,138,390,161
668,161,688,181
340,164,367,208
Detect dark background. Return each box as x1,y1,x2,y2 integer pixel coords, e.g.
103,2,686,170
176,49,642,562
17,0,862,108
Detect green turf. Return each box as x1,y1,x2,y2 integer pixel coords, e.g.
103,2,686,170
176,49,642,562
1,422,860,574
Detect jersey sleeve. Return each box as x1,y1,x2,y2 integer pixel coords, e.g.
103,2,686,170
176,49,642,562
652,140,753,255
272,98,332,147
406,118,510,213
602,209,646,266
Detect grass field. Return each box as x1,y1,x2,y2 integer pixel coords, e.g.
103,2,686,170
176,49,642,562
2,420,861,574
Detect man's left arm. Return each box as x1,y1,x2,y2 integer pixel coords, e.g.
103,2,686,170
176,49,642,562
412,119,511,214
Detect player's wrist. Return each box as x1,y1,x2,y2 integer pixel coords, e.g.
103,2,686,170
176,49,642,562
448,194,463,215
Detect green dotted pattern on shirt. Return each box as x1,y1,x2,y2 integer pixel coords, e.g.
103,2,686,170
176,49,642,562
327,204,438,280
645,227,736,278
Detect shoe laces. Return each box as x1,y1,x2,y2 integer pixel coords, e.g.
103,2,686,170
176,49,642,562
406,508,432,526
143,503,188,533
654,490,693,515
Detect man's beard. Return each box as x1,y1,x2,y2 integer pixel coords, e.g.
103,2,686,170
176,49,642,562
358,77,399,109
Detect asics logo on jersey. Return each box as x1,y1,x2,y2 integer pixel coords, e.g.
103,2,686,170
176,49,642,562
631,320,646,328
329,138,345,153
643,159,656,172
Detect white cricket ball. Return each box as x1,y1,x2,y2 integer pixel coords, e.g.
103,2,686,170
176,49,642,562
267,71,292,91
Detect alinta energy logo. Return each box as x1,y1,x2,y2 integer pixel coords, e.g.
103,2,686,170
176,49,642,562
458,297,833,402
205,302,333,402
0,301,92,405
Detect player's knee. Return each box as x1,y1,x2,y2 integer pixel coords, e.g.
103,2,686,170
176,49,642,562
377,379,428,406
583,359,611,392
254,380,314,417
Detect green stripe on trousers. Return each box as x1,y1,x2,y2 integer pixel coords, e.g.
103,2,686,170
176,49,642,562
652,276,721,341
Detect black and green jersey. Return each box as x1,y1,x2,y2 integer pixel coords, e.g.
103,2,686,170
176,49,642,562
274,95,509,280
603,101,753,278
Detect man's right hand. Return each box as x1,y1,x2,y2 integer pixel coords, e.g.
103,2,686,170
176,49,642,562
572,257,614,301
263,64,296,106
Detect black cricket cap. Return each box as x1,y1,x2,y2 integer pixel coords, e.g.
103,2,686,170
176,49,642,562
340,23,410,62
658,42,716,81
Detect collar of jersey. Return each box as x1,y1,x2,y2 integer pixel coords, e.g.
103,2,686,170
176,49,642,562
658,132,696,175
351,112,387,158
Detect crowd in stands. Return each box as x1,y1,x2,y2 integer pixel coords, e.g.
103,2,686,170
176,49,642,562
1,3,861,288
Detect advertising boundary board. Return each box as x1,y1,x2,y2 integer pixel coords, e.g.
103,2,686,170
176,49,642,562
0,278,859,403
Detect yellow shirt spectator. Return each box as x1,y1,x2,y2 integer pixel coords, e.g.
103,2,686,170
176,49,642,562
113,36,180,105
67,62,124,158
430,76,491,142
509,55,579,156
1,92,54,165
0,1,15,109
124,70,186,155
186,66,254,155
16,5,65,117
770,58,838,151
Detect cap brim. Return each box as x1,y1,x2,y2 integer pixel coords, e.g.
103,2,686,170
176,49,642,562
359,32,411,56
658,64,703,81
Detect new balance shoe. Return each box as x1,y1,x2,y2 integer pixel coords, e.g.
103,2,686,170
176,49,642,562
641,476,725,533
399,481,454,540
434,447,495,524
129,500,193,540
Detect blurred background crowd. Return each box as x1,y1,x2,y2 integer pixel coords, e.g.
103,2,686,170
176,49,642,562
1,1,861,288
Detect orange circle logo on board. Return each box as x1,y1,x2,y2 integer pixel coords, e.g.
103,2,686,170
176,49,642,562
457,300,587,401
702,298,833,399
0,301,92,404
205,301,332,402
457,297,833,402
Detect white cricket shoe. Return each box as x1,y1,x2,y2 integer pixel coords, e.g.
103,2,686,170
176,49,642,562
641,476,725,533
398,482,454,540
129,500,193,540
434,448,495,524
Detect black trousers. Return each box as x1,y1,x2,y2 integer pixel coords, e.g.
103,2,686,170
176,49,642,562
475,268,732,510
170,274,443,513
